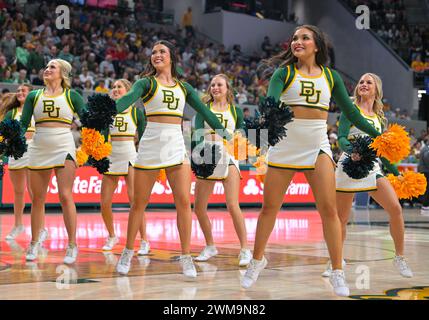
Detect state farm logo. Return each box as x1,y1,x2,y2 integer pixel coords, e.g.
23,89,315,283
243,179,262,195
46,175,172,195
286,182,310,195
47,176,109,194
152,181,172,195
243,179,310,196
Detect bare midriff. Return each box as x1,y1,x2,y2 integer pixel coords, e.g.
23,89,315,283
36,122,71,128
111,137,135,142
290,106,328,121
147,115,182,125
25,132,34,140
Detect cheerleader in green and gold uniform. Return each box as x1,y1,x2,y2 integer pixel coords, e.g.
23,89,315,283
114,41,230,278
20,59,87,265
0,84,48,242
100,79,149,255
193,74,252,266
326,73,413,278
241,25,382,296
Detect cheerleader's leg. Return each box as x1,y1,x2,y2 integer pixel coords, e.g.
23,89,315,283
101,175,120,238
125,167,147,240
28,169,52,243
9,169,27,227
304,154,343,271
369,177,404,255
253,167,295,260
166,164,193,254
125,169,159,250
335,192,355,246
55,160,77,244
223,165,248,249
194,178,216,246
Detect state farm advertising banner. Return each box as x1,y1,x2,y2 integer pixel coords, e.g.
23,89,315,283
1,166,315,205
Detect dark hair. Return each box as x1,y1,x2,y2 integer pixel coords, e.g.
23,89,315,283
262,25,329,70
141,40,179,78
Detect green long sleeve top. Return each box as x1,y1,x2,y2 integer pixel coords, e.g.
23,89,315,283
193,104,244,147
337,111,400,176
267,66,381,138
115,78,231,140
19,89,86,130
135,107,145,140
102,106,145,141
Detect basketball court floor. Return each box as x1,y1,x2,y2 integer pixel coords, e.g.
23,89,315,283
0,207,428,300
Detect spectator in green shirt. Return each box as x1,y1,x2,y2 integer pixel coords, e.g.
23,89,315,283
27,43,45,73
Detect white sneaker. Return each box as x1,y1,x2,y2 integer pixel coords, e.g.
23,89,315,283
238,248,252,267
329,269,350,297
26,242,39,261
241,257,268,289
63,244,78,264
116,248,134,275
102,236,119,251
5,225,25,240
137,256,151,267
393,255,413,278
420,207,429,216
321,259,346,277
180,255,197,278
194,246,218,262
38,228,49,243
103,252,117,265
6,239,24,253
137,240,150,255
38,246,49,259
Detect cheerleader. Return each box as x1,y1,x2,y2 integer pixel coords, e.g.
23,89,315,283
19,59,87,264
1,85,48,242
241,25,381,296
114,40,230,278
322,73,413,278
192,74,251,266
100,79,150,255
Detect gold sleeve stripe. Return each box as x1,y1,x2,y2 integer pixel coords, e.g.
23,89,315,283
141,77,154,102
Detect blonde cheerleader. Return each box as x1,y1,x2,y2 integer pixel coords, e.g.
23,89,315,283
192,74,251,266
20,59,87,264
322,73,412,278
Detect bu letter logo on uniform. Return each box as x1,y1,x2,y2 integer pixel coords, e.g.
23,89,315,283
114,116,128,132
42,100,60,118
299,81,321,104
162,90,179,110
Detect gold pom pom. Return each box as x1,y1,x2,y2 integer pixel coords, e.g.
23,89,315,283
225,132,260,161
253,154,267,184
76,148,88,167
91,142,112,161
81,127,112,160
157,169,167,183
387,171,427,199
370,124,410,163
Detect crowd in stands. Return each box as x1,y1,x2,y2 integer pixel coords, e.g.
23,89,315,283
0,0,340,108
0,1,424,155
344,0,429,74
0,0,427,208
